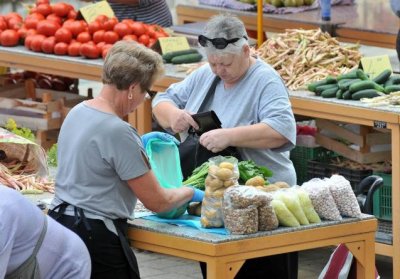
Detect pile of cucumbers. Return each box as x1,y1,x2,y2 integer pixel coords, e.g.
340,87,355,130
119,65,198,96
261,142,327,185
307,68,400,100
161,48,203,64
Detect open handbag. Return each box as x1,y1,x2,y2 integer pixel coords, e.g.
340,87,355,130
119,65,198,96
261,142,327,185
319,175,383,279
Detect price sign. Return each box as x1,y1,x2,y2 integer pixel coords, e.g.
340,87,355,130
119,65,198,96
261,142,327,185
80,1,115,24
374,120,387,129
360,55,392,79
158,37,190,54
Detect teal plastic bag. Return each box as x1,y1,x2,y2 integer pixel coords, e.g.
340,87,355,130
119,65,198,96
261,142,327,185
145,138,188,219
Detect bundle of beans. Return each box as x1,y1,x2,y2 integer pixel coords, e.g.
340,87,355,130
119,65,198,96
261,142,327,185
0,163,54,194
256,29,362,90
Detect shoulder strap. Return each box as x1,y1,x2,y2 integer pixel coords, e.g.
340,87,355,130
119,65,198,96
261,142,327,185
197,76,221,113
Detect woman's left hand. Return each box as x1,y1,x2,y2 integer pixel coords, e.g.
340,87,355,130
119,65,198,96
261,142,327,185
199,129,230,153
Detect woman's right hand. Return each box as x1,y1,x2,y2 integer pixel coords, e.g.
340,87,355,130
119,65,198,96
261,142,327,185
170,109,199,133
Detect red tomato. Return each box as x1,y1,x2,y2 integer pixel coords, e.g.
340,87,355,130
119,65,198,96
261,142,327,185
95,15,109,24
26,29,38,37
17,27,28,39
67,9,78,20
66,20,87,37
76,32,91,43
130,22,145,37
7,17,22,31
123,34,137,41
30,34,46,52
114,22,131,38
4,13,22,23
41,36,56,53
52,3,71,18
54,42,68,55
46,13,62,25
54,28,72,43
102,44,113,59
0,18,7,31
36,4,52,17
36,0,50,6
103,18,118,31
96,41,106,52
88,20,102,35
67,41,81,56
148,38,156,47
92,30,105,43
24,17,41,30
37,20,60,36
0,29,19,46
80,42,100,59
24,35,34,49
153,31,167,40
138,34,149,46
103,31,119,44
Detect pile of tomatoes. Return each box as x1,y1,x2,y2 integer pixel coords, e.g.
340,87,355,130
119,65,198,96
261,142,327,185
0,0,169,59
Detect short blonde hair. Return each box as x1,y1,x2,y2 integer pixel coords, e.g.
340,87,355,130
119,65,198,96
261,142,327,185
102,41,164,91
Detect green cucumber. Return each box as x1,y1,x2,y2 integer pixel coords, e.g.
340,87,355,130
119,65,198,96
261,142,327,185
338,78,361,90
356,69,370,80
307,77,336,92
337,68,358,80
384,85,400,94
342,90,352,100
321,87,339,98
315,84,338,95
372,69,392,84
336,89,344,99
162,49,199,63
349,80,385,93
351,89,381,100
171,53,203,64
384,75,400,87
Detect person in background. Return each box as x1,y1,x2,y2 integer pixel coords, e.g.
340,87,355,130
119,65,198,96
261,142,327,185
48,40,204,279
391,0,400,61
0,186,91,279
81,0,173,27
152,13,298,279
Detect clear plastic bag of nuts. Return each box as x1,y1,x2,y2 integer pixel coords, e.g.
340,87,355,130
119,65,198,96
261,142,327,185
223,185,278,234
200,156,239,228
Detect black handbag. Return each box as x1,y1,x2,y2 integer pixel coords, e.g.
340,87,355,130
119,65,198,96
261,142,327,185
179,76,242,180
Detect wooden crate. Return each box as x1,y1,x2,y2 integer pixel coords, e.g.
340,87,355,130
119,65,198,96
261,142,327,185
0,79,88,149
315,119,391,164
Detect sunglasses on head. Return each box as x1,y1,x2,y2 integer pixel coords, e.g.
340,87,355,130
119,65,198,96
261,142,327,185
198,35,248,49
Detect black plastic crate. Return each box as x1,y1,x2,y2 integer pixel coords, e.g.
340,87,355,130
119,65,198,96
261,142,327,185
307,159,373,188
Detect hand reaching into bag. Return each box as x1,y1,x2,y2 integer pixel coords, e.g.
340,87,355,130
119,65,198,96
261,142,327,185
141,131,179,147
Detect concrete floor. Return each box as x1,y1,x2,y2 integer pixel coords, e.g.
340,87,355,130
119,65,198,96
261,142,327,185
135,247,394,279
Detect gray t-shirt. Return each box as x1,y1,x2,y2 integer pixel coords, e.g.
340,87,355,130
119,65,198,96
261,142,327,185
152,59,297,185
51,102,150,220
0,187,91,278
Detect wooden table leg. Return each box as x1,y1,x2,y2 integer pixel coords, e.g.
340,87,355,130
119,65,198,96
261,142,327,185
346,233,376,279
207,259,245,279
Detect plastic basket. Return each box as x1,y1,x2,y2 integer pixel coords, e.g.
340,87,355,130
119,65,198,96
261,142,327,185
306,158,372,189
373,172,392,221
290,146,335,185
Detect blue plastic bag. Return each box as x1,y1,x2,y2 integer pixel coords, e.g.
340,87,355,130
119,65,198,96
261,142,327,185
145,138,188,219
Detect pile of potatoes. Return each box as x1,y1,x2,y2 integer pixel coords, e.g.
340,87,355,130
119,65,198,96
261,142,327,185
200,159,239,228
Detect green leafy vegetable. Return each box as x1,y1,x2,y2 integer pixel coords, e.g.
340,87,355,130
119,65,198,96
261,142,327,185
238,160,273,184
182,161,209,190
47,143,58,167
4,118,35,142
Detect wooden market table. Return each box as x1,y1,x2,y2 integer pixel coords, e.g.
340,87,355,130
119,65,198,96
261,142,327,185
128,215,377,279
176,0,398,48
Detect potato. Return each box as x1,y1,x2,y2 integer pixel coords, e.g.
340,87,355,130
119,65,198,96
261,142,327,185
219,162,234,170
223,179,235,188
216,168,233,181
263,184,280,192
245,176,265,186
208,165,219,176
205,176,223,191
275,181,290,188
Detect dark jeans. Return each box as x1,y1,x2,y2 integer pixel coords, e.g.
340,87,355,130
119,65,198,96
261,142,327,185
48,213,139,279
200,253,298,279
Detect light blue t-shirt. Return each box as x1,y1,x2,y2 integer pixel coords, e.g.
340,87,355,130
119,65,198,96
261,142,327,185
391,0,400,17
152,59,297,185
51,102,150,220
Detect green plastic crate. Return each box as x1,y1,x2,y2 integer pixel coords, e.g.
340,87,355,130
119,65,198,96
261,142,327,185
290,146,335,185
373,172,392,221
